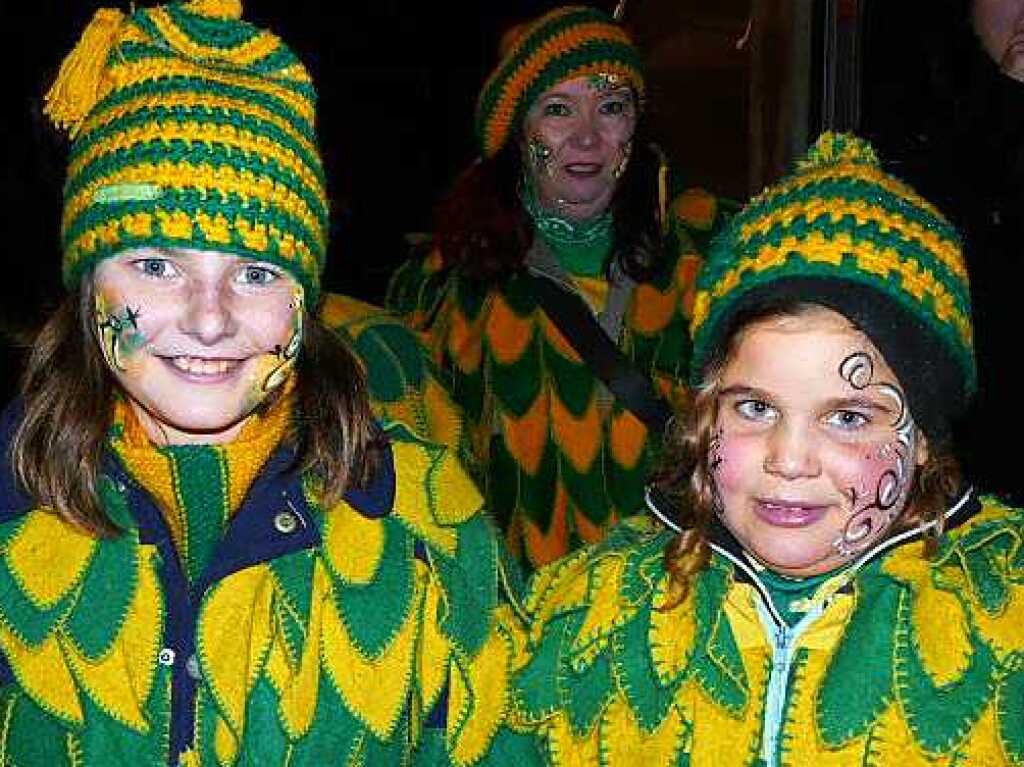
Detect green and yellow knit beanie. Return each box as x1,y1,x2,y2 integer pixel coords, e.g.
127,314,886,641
46,0,328,303
475,5,645,159
690,132,975,440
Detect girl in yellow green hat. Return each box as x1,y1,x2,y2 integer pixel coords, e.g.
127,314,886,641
0,2,518,764
501,134,1024,766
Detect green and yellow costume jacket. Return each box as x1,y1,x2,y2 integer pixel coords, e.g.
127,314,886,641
386,190,729,571
0,382,517,764
503,490,1024,766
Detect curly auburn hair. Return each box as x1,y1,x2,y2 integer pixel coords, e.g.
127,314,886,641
653,303,964,601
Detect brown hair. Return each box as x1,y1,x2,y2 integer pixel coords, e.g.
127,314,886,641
11,281,380,538
656,303,963,600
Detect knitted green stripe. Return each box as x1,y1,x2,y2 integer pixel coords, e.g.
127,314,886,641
70,104,326,190
89,72,316,143
65,138,328,230
65,233,320,303
160,3,263,49
65,186,321,249
721,217,970,304
729,177,960,248
128,9,315,104
165,445,229,584
476,8,630,122
691,258,977,392
478,36,641,135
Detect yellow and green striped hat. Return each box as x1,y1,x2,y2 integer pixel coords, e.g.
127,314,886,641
690,133,975,439
475,5,645,159
46,0,328,303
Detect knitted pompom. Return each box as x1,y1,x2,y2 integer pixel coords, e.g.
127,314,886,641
796,132,879,171
183,0,243,20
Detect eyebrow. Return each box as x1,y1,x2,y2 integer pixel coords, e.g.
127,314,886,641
718,385,769,400
822,395,895,414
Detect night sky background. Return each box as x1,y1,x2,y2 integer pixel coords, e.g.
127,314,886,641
1,0,1022,502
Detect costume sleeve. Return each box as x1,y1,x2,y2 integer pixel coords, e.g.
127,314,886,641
320,293,474,473
386,244,453,341
379,425,530,766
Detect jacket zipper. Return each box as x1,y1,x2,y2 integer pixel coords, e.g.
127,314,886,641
756,601,823,767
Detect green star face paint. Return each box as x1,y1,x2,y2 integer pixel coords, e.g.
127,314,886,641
92,247,305,445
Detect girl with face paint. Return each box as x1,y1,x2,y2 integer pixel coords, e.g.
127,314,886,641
499,134,1024,766
387,6,733,573
0,3,518,765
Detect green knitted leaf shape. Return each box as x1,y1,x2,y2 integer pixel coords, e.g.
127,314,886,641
0,518,82,647
893,587,997,754
690,561,748,713
1,691,75,767
357,707,410,767
287,675,365,764
559,457,611,529
561,641,616,736
432,514,499,657
613,602,678,732
489,334,543,418
269,550,316,664
352,323,427,403
544,339,595,417
64,528,140,660
74,689,161,764
815,576,899,746
518,441,559,532
333,516,415,659
996,656,1024,764
514,614,574,723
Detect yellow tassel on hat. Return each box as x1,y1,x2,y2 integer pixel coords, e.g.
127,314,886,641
183,0,243,19
44,7,125,137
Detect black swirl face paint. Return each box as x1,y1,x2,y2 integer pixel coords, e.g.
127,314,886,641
833,351,917,558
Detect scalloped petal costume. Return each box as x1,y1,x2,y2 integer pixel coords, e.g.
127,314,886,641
502,495,1024,766
386,191,729,572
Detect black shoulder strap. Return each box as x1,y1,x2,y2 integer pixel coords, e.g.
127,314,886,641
524,273,674,436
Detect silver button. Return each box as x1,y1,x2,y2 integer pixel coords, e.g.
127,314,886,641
158,648,176,666
274,510,299,534
186,654,202,680
116,481,127,493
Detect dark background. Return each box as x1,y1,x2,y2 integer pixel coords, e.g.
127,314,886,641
1,0,1021,502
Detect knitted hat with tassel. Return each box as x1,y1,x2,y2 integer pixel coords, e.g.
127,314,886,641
46,0,328,303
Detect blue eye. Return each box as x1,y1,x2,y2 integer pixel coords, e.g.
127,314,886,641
826,410,870,430
238,264,279,285
133,258,177,279
735,399,777,422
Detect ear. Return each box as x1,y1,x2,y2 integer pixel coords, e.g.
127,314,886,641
914,427,930,468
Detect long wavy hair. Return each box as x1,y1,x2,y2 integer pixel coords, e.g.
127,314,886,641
11,279,381,538
655,302,963,600
435,128,671,285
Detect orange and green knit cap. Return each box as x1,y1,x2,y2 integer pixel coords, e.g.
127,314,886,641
690,133,975,439
475,5,645,159
46,0,328,303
